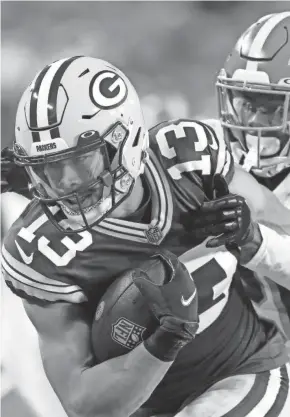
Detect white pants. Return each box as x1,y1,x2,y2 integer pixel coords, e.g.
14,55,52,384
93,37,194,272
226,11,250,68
174,364,290,417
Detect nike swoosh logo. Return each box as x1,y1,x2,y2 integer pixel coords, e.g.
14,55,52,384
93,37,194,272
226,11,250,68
15,240,34,265
181,288,197,307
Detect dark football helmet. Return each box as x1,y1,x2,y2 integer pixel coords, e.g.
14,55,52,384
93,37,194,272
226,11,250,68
216,12,290,177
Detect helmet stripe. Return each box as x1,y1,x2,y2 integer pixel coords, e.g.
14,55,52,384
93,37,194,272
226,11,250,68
29,64,51,142
46,56,83,141
37,57,76,141
29,56,83,142
47,56,82,127
246,12,290,71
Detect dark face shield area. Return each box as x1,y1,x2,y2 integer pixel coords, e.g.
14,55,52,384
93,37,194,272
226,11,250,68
33,147,110,214
217,85,290,131
33,143,113,220
217,82,290,158
231,91,290,131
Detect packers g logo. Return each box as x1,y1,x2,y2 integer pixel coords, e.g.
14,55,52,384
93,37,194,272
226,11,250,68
89,70,128,109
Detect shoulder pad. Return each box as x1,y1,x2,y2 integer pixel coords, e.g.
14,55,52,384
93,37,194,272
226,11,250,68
1,201,87,303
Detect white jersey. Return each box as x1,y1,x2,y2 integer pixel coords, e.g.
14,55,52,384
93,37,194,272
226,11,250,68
245,172,290,341
248,175,290,344
203,119,290,341
273,172,290,210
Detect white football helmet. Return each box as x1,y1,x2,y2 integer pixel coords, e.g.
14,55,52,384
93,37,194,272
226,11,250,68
14,56,149,232
216,12,290,177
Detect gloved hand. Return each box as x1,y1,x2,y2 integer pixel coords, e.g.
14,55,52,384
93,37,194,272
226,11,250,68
182,174,258,249
1,147,30,197
132,250,199,361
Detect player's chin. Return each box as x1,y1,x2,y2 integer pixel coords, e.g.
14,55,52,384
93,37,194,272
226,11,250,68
246,135,282,156
62,193,101,215
67,185,104,209
82,193,102,210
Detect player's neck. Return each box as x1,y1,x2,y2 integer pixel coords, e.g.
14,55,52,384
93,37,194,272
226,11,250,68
109,176,145,219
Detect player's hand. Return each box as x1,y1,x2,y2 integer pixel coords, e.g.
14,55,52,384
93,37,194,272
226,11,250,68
1,147,30,197
183,174,258,248
132,250,199,341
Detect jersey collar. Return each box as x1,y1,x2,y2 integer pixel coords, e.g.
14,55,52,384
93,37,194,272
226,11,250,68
92,149,173,244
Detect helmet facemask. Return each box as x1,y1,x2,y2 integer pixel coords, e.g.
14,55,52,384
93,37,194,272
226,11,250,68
14,124,136,233
217,74,290,176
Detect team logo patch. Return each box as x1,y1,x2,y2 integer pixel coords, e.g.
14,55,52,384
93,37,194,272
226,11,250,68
144,226,163,245
89,70,128,109
112,318,145,349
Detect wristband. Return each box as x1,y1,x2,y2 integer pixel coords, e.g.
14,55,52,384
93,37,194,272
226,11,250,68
144,326,192,362
240,223,263,264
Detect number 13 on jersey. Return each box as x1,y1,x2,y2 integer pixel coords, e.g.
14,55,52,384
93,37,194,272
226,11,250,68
156,120,218,179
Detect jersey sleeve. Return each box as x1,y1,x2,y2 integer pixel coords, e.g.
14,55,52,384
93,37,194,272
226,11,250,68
149,118,235,209
150,119,234,181
1,205,87,304
200,118,235,183
1,245,87,304
244,224,290,289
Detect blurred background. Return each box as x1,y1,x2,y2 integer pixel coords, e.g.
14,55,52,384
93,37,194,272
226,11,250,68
1,1,290,417
2,1,290,147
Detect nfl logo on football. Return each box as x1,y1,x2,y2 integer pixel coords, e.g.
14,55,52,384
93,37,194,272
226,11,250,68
112,318,146,349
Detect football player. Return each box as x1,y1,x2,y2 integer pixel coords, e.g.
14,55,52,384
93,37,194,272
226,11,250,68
212,11,290,344
1,56,290,417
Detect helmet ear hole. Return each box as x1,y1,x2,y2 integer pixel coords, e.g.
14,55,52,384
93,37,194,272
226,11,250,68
77,130,100,145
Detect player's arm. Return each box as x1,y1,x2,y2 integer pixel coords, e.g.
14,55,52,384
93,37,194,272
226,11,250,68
1,192,31,238
229,164,290,234
23,299,171,417
170,120,290,286
1,146,32,238
184,171,290,288
229,166,290,287
242,223,290,290
1,146,31,198
22,252,198,417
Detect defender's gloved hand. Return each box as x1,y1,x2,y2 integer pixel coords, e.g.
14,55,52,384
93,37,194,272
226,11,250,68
183,174,258,249
132,250,199,361
1,147,30,197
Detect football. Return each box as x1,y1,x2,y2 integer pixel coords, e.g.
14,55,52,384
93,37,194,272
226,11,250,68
91,256,170,362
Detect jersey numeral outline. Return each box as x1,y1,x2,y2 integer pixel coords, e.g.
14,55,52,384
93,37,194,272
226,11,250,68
17,207,93,266
179,245,237,333
156,121,218,179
